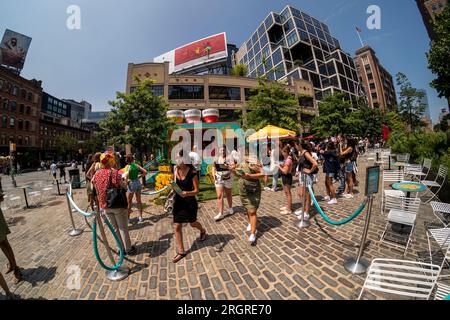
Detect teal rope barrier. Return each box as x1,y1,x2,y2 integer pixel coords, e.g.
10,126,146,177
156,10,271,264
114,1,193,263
308,185,367,226
93,217,125,271
141,185,170,196
67,192,95,217
66,192,124,271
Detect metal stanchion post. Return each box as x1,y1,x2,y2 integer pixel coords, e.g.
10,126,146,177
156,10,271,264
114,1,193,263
97,212,129,281
65,189,83,237
344,196,374,274
70,187,77,213
56,180,61,196
296,173,311,229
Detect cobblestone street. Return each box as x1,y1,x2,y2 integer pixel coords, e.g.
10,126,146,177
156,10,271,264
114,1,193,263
0,157,448,300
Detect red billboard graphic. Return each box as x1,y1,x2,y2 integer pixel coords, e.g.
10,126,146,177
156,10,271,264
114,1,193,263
174,33,227,67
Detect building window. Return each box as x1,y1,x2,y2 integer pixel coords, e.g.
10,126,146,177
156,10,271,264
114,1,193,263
0,80,3,90
168,85,204,100
19,104,25,114
18,119,23,130
369,82,376,90
286,30,299,47
0,135,6,146
9,117,15,128
148,85,164,96
24,136,29,146
272,48,283,66
27,92,33,102
371,92,378,101
209,86,241,101
367,73,374,81
1,116,7,128
26,106,31,115
2,98,8,110
25,120,30,131
244,88,257,101
17,136,23,146
9,101,17,111
11,85,19,96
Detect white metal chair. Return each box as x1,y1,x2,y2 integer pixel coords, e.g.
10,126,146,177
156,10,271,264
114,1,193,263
425,226,450,279
8,195,23,213
406,158,432,181
27,190,42,207
380,195,422,254
358,258,441,300
381,170,406,214
430,202,450,227
420,165,448,203
434,282,450,300
396,154,410,163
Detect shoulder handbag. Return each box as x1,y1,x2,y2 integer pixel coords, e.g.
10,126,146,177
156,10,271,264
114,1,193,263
164,167,177,215
106,169,128,209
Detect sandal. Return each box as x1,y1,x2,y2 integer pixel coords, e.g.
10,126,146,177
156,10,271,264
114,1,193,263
13,268,22,284
172,252,187,264
198,230,207,242
5,263,13,274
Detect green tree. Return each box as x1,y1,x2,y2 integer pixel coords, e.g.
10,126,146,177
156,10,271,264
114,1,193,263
427,6,450,109
55,132,79,160
244,80,299,132
312,93,353,136
434,114,450,132
100,77,173,163
230,64,248,77
347,105,383,139
83,133,105,155
396,72,426,132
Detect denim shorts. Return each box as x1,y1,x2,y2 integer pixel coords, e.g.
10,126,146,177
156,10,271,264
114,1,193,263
127,180,142,193
325,173,335,178
345,162,354,173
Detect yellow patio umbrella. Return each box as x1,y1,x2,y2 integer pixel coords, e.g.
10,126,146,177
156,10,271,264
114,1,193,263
247,125,297,142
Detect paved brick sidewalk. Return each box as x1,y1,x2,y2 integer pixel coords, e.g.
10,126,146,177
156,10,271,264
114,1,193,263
0,158,448,300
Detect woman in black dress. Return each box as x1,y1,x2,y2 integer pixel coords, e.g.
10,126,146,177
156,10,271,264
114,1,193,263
172,151,207,263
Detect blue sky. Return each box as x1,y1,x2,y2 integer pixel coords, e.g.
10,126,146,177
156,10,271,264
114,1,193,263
0,0,447,122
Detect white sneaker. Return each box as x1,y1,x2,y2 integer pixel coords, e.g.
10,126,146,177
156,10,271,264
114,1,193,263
246,224,252,232
280,209,292,215
280,206,287,210
343,194,354,199
264,187,270,191
214,213,224,221
228,208,234,215
138,217,144,223
328,198,338,205
294,209,303,216
249,232,258,243
323,196,331,201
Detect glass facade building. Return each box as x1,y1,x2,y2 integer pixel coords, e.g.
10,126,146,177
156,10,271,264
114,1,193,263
236,5,361,105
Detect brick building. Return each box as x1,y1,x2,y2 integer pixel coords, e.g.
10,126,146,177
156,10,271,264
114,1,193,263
354,46,397,113
0,66,43,167
416,0,448,40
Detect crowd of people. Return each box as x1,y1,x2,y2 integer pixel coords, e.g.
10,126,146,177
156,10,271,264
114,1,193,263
0,134,371,297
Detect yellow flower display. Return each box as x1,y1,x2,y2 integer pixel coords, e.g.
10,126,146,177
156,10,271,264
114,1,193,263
155,173,173,191
158,165,171,173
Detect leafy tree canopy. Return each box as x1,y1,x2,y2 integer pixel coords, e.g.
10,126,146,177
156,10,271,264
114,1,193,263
396,72,426,132
427,6,450,106
244,80,299,132
100,77,173,162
